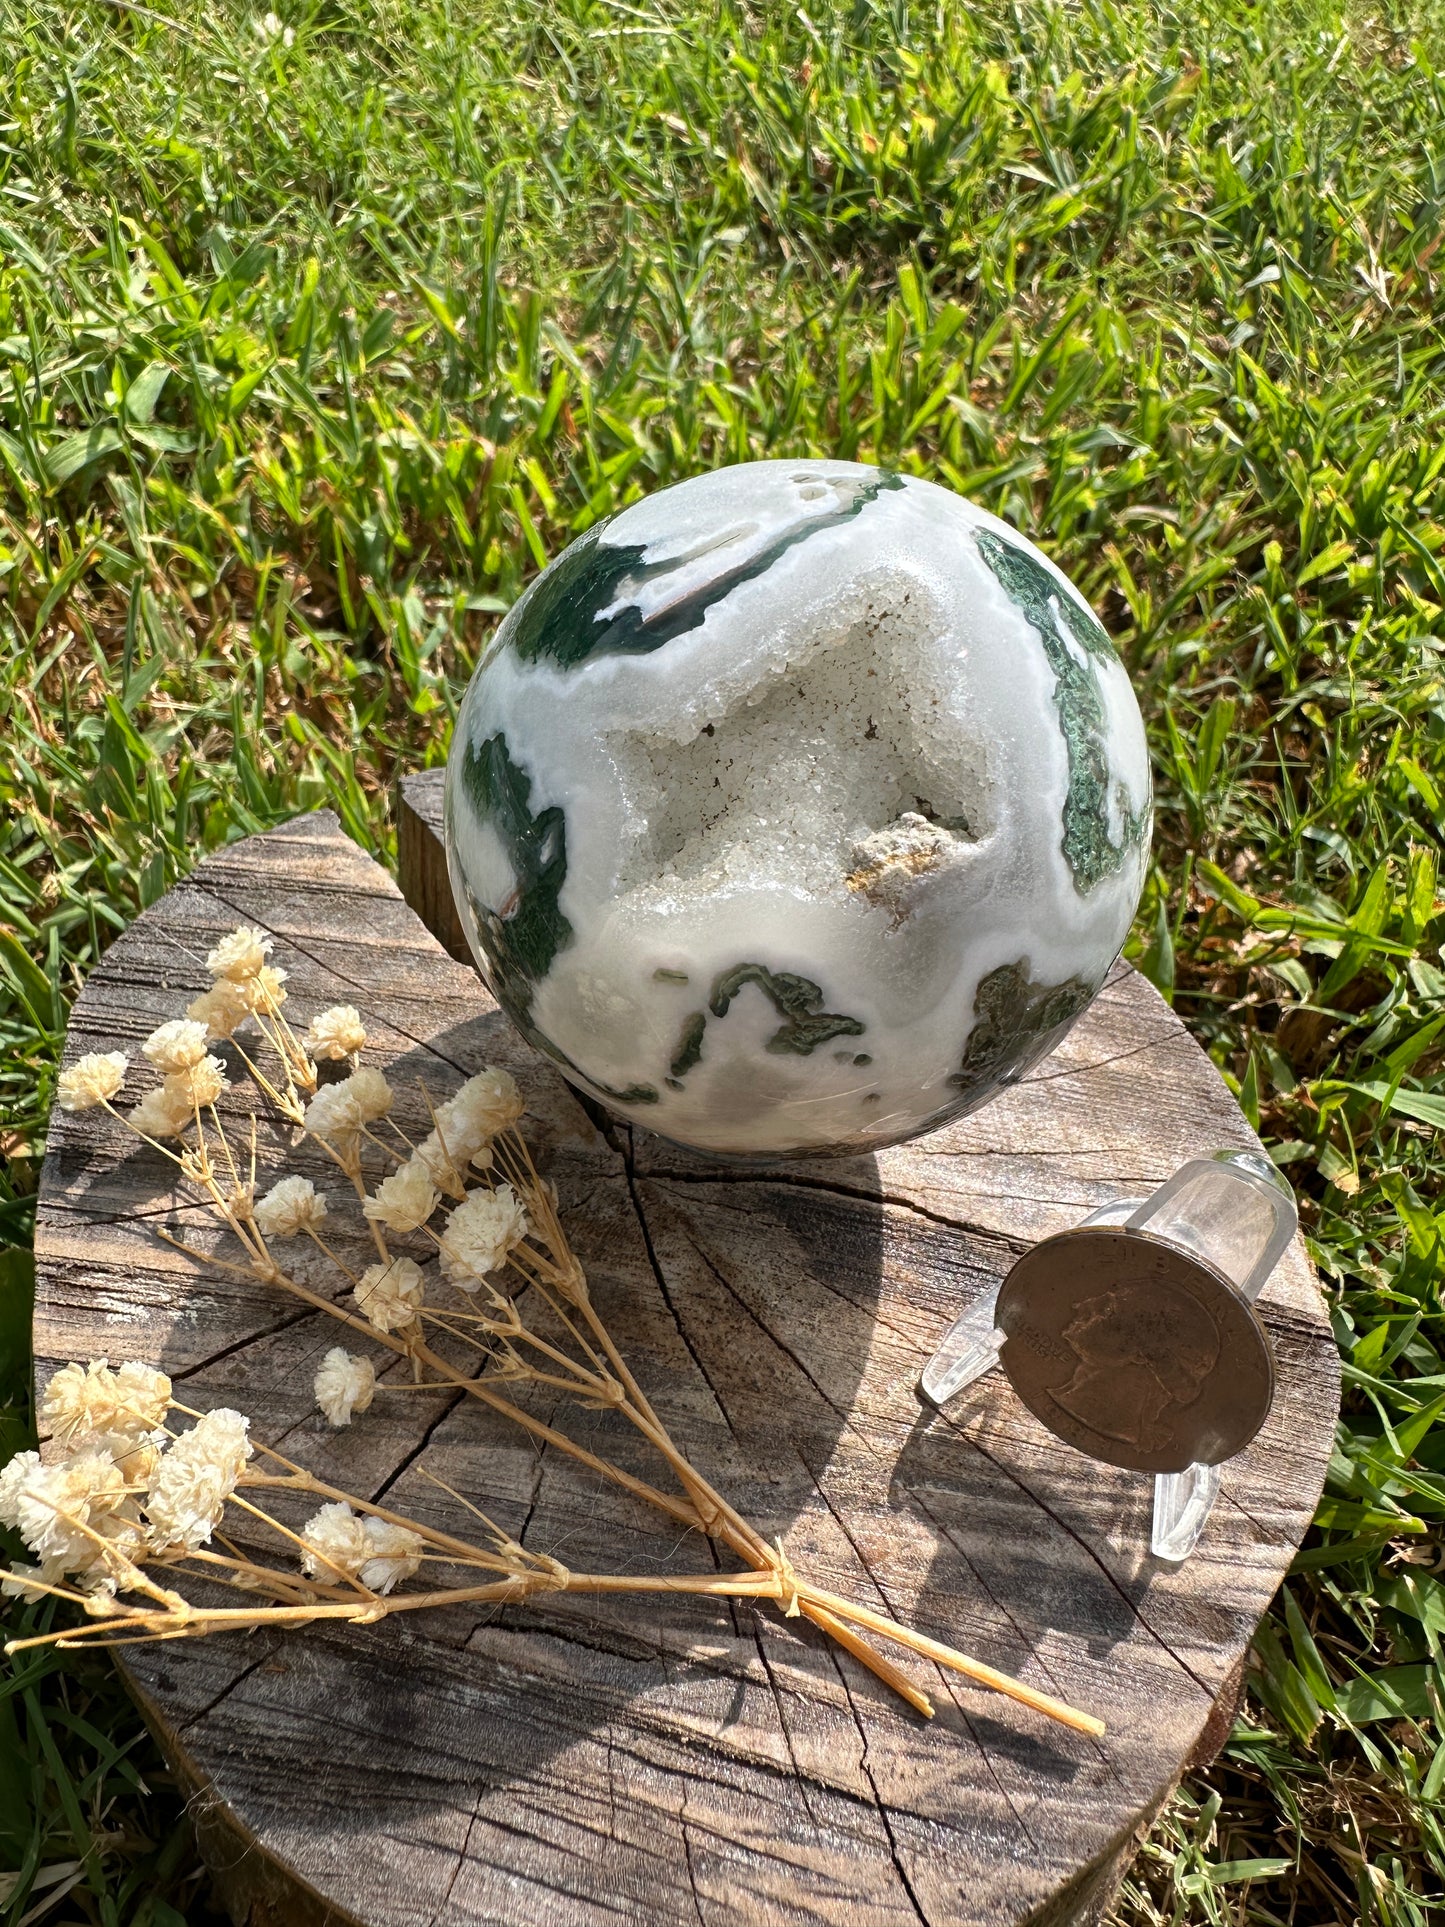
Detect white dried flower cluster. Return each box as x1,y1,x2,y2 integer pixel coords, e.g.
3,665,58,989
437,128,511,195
299,1502,423,1594
187,980,251,1040
354,1256,425,1332
144,1408,252,1552
130,1055,229,1137
440,1185,530,1290
362,1164,439,1235
0,1377,260,1595
439,1068,523,1153
174,1055,229,1107
0,1447,145,1591
205,925,273,981
238,963,289,1013
200,927,286,1014
93,1432,164,1485
304,1006,367,1061
302,1080,360,1150
130,1081,196,1139
303,1067,393,1154
408,1127,481,1188
348,1066,393,1118
41,1359,171,1446
313,1349,376,1427
142,1019,210,1073
56,1051,129,1114
400,1067,522,1193
254,1175,328,1239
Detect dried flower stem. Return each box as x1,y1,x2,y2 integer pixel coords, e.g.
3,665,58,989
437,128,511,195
6,1568,803,1653
166,1175,1012,1722
19,930,1103,1739
227,1036,302,1123
155,1234,707,1530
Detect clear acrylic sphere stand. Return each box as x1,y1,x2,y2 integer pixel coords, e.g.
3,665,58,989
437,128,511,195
919,1150,1299,1561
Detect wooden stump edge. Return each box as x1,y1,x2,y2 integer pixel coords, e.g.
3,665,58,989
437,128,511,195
394,769,469,962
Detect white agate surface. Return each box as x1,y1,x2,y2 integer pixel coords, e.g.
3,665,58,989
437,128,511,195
445,460,1151,1157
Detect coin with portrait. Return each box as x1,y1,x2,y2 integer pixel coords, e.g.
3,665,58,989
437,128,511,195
995,1226,1276,1474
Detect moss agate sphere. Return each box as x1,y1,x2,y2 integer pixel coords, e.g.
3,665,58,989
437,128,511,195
444,460,1151,1158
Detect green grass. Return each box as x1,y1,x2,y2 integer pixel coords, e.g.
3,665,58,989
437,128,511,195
1,0,1444,1916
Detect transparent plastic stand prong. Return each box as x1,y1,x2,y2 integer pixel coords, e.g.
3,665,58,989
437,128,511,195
1151,1461,1222,1561
917,1282,1006,1406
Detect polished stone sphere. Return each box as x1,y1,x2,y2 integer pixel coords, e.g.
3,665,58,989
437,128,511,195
445,460,1151,1157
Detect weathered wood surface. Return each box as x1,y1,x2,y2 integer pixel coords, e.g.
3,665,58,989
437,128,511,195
32,788,1339,1927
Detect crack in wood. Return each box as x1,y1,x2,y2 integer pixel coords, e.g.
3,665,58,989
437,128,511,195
167,1307,319,1383
679,1811,710,1927
621,1168,741,1446
941,1421,1218,1703
644,1165,1033,1251
796,1447,1045,1858
172,1645,282,1739
677,1227,878,1450
428,1782,486,1927
824,1642,934,1927
369,1387,468,1508
1020,1029,1198,1085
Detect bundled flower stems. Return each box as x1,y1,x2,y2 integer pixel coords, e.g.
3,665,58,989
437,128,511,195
2,926,1103,1741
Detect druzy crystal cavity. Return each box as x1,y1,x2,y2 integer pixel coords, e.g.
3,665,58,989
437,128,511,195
445,460,1151,1157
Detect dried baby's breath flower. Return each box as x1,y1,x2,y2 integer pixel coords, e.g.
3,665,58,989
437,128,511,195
303,1068,392,1156
409,1131,476,1190
440,1185,530,1291
412,1073,518,1185
207,925,273,982
187,980,251,1041
303,1080,362,1152
362,1164,439,1235
254,1175,328,1240
299,1502,422,1594
57,1051,129,1114
304,1006,367,1060
142,1019,210,1074
354,1517,424,1592
89,1430,163,1486
41,1359,171,1446
439,1067,523,1146
130,1081,195,1139
169,1057,229,1109
144,1409,252,1552
238,962,289,1012
0,1446,142,1581
354,1256,424,1333
314,1349,376,1428
345,1066,393,1121
298,1499,367,1579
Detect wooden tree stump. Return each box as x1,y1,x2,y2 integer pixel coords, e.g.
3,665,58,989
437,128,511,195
33,780,1339,1927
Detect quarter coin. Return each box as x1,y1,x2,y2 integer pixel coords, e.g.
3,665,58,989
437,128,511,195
995,1226,1276,1474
